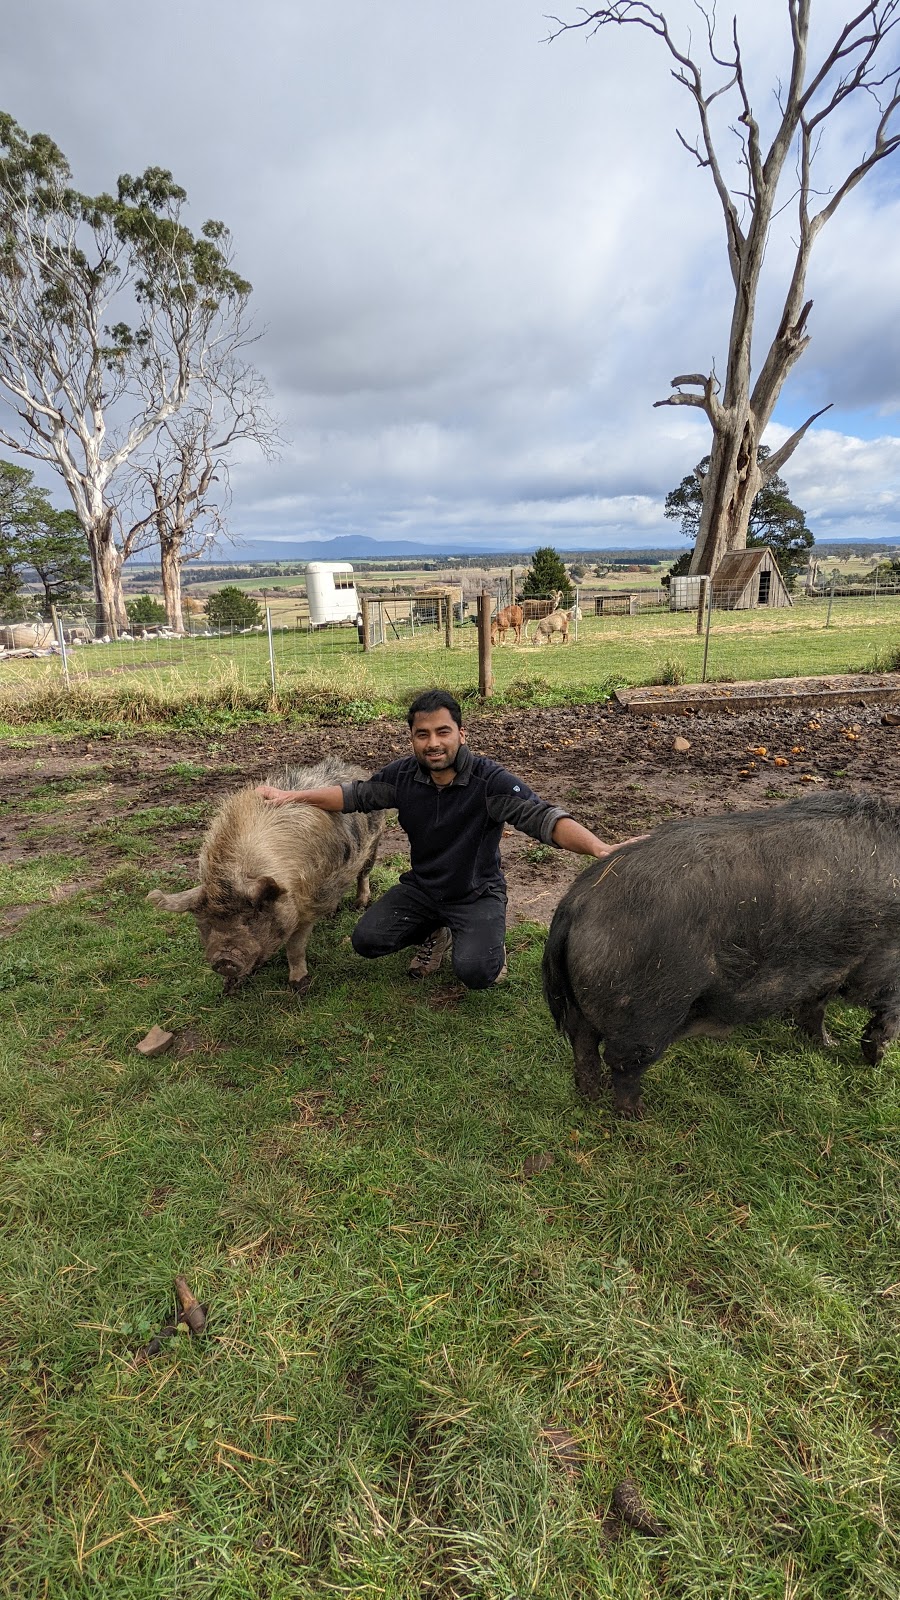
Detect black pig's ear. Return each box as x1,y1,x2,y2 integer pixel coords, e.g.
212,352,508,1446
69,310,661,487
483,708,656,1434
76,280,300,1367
249,876,286,906
146,885,205,914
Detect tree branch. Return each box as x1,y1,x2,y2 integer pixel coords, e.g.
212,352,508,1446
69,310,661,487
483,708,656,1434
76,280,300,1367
760,403,833,481
653,370,723,425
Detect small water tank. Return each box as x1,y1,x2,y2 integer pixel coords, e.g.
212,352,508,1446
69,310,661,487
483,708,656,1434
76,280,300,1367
669,575,708,612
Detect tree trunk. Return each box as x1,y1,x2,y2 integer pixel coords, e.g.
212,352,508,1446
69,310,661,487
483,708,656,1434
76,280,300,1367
85,507,122,639
114,566,128,630
689,413,763,575
160,534,185,633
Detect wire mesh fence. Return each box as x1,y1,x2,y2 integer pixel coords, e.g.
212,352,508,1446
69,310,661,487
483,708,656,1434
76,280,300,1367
2,575,899,717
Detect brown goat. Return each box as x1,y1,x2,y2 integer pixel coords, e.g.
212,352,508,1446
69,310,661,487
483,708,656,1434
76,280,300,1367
147,760,385,996
490,604,524,645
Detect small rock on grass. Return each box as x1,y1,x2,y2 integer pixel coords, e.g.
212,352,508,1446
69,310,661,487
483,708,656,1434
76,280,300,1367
135,1025,174,1058
174,1275,207,1334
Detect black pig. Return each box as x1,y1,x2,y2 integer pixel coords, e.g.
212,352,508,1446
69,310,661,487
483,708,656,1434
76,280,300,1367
543,793,900,1116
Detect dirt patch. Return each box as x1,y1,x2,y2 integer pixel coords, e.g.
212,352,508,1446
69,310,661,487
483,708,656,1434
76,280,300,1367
0,881,97,939
1,905,32,934
3,699,900,927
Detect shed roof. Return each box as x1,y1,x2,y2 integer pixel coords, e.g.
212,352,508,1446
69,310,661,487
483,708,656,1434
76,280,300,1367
711,547,789,601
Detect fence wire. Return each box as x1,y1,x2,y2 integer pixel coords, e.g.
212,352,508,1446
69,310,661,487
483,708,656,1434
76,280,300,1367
2,579,899,713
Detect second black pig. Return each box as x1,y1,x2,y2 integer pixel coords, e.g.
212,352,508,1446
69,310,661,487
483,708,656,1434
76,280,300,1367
543,793,900,1116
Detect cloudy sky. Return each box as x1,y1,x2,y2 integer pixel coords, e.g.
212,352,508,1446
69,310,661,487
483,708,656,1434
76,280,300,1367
4,0,900,553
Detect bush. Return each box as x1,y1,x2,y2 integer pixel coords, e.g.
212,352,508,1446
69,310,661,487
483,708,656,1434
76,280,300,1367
205,586,263,628
125,594,166,625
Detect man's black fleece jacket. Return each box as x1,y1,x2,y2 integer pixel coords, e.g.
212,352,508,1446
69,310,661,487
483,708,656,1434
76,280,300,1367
340,743,569,903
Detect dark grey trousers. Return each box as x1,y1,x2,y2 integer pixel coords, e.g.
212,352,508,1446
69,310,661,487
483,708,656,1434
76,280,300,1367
351,878,507,990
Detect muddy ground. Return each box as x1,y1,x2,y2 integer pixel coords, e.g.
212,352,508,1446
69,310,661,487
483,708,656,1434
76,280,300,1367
2,696,899,930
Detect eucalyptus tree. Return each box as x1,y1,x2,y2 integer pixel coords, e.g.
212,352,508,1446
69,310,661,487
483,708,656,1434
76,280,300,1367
0,113,252,634
549,2,900,575
665,446,813,581
121,360,279,633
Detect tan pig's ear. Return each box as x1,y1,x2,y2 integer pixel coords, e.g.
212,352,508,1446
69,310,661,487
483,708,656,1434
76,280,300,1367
248,875,286,907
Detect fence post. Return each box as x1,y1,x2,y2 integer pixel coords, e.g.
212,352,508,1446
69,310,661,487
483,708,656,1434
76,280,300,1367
444,593,453,649
574,585,580,642
51,604,70,690
700,581,713,682
696,576,709,635
265,605,277,697
825,574,835,628
477,590,494,697
360,596,371,652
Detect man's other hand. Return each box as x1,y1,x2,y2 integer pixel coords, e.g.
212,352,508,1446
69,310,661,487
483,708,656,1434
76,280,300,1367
255,784,298,805
591,832,649,858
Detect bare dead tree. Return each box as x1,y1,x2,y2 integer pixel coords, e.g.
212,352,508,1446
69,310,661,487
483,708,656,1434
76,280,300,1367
547,2,900,574
121,362,280,632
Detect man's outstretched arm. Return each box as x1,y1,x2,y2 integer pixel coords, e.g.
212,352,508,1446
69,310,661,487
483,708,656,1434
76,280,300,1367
485,778,646,859
551,816,647,859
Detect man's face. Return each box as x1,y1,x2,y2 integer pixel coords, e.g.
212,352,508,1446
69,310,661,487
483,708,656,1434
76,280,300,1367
409,708,465,773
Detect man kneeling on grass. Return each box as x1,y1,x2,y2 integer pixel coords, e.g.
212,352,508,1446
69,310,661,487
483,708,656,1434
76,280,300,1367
257,689,643,991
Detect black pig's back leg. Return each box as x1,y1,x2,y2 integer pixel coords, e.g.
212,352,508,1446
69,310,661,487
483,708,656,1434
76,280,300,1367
861,988,900,1065
603,1033,667,1120
569,1014,604,1101
795,995,835,1050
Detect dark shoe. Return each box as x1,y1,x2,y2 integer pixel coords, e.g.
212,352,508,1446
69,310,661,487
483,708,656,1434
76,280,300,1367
408,926,451,978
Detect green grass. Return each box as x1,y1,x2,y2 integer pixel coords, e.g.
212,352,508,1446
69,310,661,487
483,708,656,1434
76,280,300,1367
2,597,900,735
0,853,84,910
1,799,898,1597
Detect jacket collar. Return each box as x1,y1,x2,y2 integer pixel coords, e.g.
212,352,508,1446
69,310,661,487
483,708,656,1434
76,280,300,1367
412,740,473,786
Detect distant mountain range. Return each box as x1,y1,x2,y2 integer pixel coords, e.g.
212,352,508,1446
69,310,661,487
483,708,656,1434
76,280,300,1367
125,532,900,572
228,536,478,560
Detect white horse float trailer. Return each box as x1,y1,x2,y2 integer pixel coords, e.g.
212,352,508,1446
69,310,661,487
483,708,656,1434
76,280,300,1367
306,562,360,627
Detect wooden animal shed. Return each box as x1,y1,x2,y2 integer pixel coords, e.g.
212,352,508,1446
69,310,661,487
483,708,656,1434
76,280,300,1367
710,547,792,610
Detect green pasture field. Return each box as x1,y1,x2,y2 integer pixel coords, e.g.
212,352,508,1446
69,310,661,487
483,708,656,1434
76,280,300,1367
1,768,898,1598
2,596,900,734
136,560,672,609
122,552,895,617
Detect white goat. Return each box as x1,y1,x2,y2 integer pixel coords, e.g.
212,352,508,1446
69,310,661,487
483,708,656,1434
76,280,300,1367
525,609,570,646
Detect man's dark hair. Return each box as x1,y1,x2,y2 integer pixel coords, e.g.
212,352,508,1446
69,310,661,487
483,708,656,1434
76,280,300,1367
406,689,463,728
